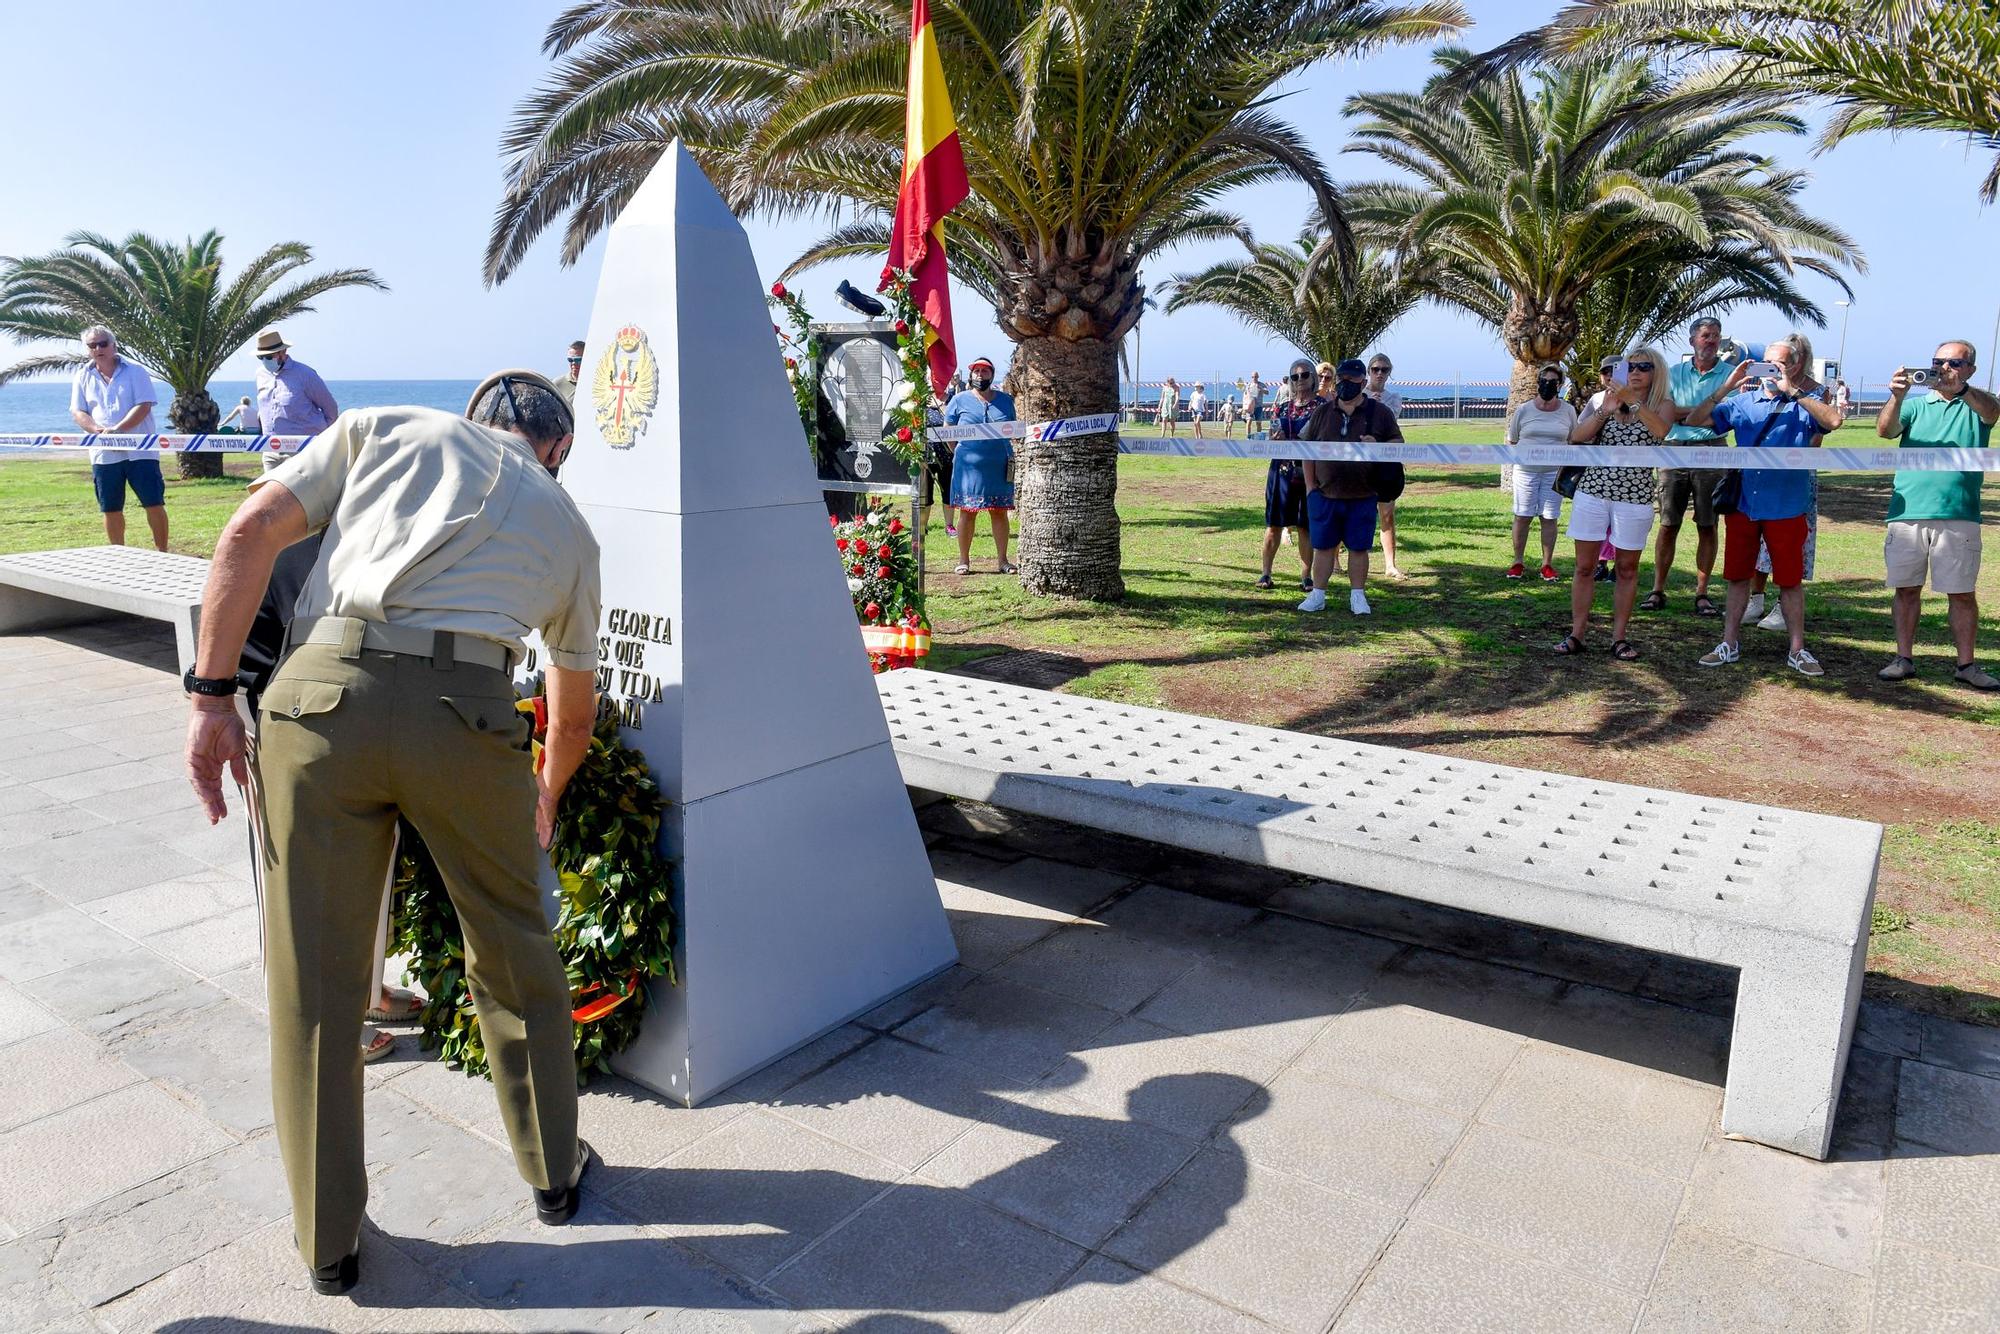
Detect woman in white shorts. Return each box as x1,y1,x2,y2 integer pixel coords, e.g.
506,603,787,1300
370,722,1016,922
1559,346,1676,660
1507,362,1577,581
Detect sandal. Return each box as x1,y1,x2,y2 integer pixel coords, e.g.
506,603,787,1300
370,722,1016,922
1610,638,1642,661
1639,591,1667,612
952,563,971,576
1554,635,1587,656
362,1027,396,1063
1254,574,1276,590
367,987,423,1023
996,561,1018,574
1694,594,1720,617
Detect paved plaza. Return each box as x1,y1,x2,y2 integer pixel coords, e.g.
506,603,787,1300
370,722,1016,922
2,622,1999,1333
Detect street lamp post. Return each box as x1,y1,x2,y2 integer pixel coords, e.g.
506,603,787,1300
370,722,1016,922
1834,299,1851,377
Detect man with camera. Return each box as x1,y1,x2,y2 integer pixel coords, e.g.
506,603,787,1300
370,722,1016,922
1876,341,1998,689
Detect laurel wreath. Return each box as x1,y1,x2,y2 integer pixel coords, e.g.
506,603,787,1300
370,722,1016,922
389,688,677,1082
769,271,932,472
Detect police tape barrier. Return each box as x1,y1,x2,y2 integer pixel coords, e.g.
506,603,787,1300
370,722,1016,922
932,415,1997,471
7,421,1995,472
0,433,309,454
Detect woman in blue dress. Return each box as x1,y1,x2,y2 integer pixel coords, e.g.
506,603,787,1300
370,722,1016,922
942,356,1016,574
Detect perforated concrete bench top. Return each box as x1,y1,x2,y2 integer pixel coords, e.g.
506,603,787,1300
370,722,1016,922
0,545,209,618
875,670,1879,962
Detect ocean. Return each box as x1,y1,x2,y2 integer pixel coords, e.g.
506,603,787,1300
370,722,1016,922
0,379,482,434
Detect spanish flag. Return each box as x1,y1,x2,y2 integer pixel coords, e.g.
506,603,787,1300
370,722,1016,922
882,0,969,396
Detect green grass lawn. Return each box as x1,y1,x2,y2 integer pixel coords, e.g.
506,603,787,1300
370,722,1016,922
7,426,1999,1018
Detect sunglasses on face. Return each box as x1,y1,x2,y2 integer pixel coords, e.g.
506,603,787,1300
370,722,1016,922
1286,372,1312,382
567,356,582,364
1368,367,1390,375
86,340,110,349
1627,361,1656,373
1934,357,1970,370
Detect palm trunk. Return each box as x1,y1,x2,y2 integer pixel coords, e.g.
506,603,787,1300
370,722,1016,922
1008,335,1124,602
168,387,224,480
1502,297,1579,417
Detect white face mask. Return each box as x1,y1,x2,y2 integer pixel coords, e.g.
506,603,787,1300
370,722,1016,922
258,356,281,370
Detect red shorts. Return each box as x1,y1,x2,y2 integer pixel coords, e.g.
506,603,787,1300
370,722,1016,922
1724,512,1808,586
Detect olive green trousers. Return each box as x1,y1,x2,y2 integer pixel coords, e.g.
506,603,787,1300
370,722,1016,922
254,641,577,1268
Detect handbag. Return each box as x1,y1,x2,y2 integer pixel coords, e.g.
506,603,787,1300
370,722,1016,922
1554,466,1585,499
1710,397,1793,515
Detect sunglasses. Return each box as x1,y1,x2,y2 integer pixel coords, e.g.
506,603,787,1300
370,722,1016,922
1627,361,1656,373
86,340,111,349
1288,373,1314,382
566,356,583,364
1368,366,1391,375
1933,357,1969,369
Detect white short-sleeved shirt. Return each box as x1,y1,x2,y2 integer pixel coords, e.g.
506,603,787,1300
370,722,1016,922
70,357,158,464
252,406,602,672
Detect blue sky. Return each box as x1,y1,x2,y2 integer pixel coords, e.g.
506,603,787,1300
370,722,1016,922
0,1,1993,392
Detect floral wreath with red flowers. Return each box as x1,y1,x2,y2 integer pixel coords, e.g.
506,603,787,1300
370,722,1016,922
768,274,934,473
390,681,677,1082
831,502,931,672
768,281,823,458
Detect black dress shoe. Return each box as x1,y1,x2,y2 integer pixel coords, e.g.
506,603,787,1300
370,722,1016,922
534,1139,595,1225
310,1251,359,1296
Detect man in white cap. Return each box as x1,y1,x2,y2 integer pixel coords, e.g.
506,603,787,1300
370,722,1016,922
253,329,340,467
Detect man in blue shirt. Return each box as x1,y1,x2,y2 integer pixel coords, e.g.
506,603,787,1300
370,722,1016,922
67,326,168,549
252,328,340,468
1649,317,1734,615
1683,334,1844,675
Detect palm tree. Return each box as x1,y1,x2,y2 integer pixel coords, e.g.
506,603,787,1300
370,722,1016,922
1341,51,1864,407
484,0,1469,602
1469,0,2000,201
1164,233,1434,366
0,231,384,479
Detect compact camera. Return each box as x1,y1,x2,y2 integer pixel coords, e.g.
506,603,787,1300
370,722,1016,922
1903,366,1934,386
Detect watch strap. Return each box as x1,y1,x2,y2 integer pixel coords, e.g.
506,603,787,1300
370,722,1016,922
183,669,239,697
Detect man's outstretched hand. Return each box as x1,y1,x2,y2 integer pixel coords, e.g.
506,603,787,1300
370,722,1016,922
186,699,249,824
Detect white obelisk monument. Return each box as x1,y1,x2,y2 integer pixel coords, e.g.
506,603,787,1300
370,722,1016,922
539,141,957,1104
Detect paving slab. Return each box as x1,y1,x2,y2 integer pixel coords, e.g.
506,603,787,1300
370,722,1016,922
988,917,1201,1014
1227,1065,1465,1210
1679,1132,1883,1275
766,1038,1009,1171
893,976,1122,1082
0,980,61,1046
1919,1015,2000,1079
1882,1149,2000,1270
920,1086,1199,1247
1892,1061,2000,1156
111,998,274,1135
1335,1221,1640,1333
0,905,145,984
0,1028,141,1132
1638,1225,1870,1333
1038,1016,1278,1139
1293,995,1527,1117
361,1091,536,1246
1480,1042,1719,1177
1873,1241,2000,1334
615,1108,904,1282
141,903,261,978
764,1184,1084,1333
1012,1255,1268,1333
82,869,252,938
1104,1147,1397,1333
0,1084,233,1232
1412,1123,1683,1293
21,949,225,1044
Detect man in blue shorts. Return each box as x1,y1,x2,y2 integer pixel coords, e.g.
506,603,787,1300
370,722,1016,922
1298,358,1403,616
68,326,169,549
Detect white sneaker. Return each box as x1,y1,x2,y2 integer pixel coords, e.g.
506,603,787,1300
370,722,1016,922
1350,589,1372,616
1297,588,1327,613
1742,593,1766,623
1698,640,1740,667
1788,648,1824,677
1756,604,1787,631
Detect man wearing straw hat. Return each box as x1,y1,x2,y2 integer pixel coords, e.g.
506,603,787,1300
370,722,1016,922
182,371,600,1295
252,328,340,470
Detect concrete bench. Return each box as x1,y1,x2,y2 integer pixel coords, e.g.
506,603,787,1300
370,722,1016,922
875,669,1880,1160
0,546,208,672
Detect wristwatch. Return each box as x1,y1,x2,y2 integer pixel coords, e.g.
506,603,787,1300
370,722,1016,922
183,669,239,698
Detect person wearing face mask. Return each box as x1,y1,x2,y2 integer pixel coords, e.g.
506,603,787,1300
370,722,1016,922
1505,363,1575,582
182,370,598,1296
253,328,340,470
1258,357,1322,590
943,356,1017,574
1297,358,1403,615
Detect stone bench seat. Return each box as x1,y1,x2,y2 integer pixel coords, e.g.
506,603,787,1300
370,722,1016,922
0,546,208,672
876,668,1881,1160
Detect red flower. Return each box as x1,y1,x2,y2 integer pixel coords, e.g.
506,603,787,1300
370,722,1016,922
770,281,787,299
896,426,913,443
785,357,797,369
893,319,909,335
835,538,849,551
888,518,903,535
876,565,892,578
864,602,881,620
829,514,839,527
877,542,893,558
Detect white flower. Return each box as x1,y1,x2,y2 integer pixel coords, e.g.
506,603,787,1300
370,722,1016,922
866,511,883,526
891,380,918,409
846,577,863,593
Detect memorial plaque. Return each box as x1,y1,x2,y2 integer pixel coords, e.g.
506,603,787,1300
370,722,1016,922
522,142,956,1105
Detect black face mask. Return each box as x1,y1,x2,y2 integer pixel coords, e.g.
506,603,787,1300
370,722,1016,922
1335,378,1363,402
1537,379,1561,401
970,373,993,391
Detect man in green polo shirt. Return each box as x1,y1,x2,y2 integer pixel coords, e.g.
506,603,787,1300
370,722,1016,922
1648,316,1733,616
1875,340,1998,689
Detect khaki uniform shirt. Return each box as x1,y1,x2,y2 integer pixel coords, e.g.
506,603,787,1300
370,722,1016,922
251,406,601,672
